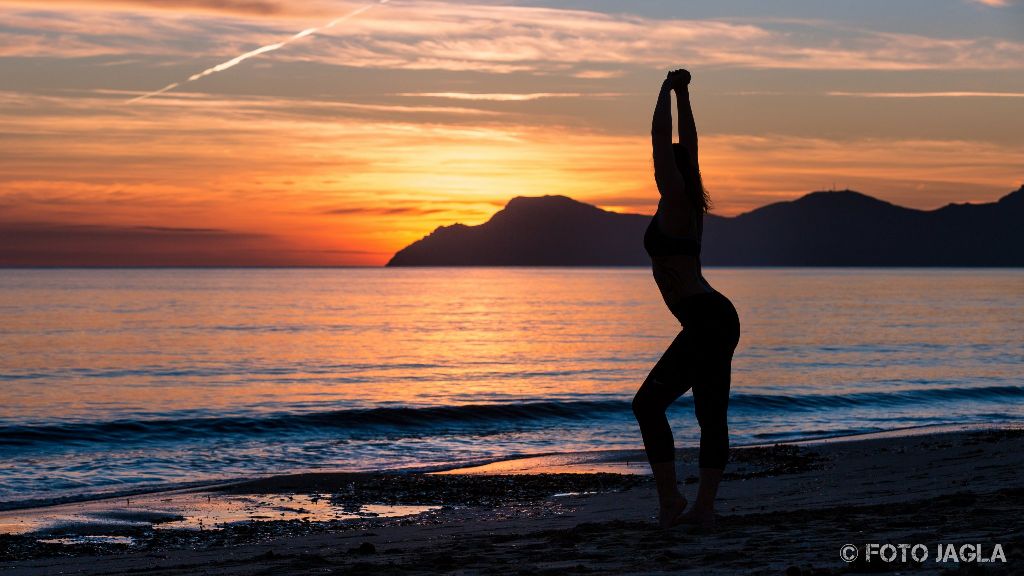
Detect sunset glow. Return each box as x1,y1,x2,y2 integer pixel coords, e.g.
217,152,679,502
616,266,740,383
1,0,1022,265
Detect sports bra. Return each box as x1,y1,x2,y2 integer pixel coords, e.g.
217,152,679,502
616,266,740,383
643,211,702,257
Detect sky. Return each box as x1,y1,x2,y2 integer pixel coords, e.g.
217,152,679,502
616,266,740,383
1,0,1022,265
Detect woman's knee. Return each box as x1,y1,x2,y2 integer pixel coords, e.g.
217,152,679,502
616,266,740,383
632,377,667,420
631,388,653,420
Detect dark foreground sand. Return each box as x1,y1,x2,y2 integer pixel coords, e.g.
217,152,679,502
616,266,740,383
2,428,1022,575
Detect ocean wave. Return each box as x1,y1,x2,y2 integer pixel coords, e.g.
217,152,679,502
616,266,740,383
0,400,625,448
1,385,1021,448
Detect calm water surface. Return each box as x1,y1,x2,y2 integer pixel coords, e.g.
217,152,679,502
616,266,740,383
1,268,1021,505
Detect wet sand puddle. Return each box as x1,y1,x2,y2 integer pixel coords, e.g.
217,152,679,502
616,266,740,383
0,490,438,546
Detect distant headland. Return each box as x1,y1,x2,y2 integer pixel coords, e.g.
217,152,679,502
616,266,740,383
387,186,1024,266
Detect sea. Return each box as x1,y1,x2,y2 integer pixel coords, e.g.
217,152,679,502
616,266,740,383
1,268,1021,508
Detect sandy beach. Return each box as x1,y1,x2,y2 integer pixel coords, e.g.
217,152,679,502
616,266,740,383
1,427,1021,575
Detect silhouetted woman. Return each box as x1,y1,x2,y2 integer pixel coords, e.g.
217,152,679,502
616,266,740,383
632,69,741,530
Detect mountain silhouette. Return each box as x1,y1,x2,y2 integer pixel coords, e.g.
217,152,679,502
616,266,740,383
386,186,1024,266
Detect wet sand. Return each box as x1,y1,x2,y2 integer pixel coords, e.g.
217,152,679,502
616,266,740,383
1,428,1022,575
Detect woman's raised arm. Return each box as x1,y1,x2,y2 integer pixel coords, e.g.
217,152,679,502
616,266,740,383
651,77,685,197
675,79,699,171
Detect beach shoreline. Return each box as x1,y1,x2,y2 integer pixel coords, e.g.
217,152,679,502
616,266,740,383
2,426,1021,574
1,421,1006,514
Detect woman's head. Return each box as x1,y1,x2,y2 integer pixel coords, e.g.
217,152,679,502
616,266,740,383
672,143,711,214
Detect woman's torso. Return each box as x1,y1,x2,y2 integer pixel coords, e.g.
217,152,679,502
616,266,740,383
644,201,715,314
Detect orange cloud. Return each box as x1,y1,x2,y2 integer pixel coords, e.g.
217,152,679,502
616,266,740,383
401,93,590,102
0,0,334,17
828,91,1024,98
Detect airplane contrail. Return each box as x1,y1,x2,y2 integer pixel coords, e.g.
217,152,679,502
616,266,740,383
128,0,390,104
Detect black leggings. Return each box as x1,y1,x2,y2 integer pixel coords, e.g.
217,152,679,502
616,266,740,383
632,291,740,469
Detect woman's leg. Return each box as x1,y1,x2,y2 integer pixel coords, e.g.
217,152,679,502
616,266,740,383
681,296,740,527
632,329,694,527
682,368,730,527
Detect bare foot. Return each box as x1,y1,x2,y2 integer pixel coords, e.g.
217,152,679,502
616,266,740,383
658,495,688,529
676,507,715,531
